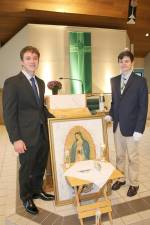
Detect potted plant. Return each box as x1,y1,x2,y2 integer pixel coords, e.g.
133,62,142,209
47,80,62,95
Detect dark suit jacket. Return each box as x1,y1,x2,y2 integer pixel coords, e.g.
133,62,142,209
2,72,54,146
109,72,148,136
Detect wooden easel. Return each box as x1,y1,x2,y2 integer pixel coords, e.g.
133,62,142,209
66,168,123,225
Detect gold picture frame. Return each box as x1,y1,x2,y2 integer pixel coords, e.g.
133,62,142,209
48,115,109,205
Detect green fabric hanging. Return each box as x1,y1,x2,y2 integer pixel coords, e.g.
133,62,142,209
69,32,92,94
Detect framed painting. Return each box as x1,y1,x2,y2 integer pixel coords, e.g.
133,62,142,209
48,115,108,205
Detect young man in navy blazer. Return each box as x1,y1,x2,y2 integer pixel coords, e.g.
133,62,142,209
3,46,55,214
105,50,148,197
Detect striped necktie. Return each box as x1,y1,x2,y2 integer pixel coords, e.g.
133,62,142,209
121,76,127,94
30,77,40,104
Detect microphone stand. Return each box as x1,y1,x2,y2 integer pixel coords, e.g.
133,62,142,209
59,77,84,94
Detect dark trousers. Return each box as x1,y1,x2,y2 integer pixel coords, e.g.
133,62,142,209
19,127,49,201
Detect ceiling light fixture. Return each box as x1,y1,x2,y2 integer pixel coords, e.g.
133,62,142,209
127,0,138,24
145,33,149,37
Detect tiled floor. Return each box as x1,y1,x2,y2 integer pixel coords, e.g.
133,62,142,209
1,121,150,225
0,126,17,225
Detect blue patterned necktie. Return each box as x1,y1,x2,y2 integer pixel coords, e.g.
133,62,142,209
30,77,40,104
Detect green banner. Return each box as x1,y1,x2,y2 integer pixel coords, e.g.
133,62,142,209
69,32,92,94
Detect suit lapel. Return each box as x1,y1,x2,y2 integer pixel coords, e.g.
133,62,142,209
36,77,43,101
116,75,121,97
122,72,135,96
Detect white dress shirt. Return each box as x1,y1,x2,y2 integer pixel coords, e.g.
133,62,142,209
22,69,40,96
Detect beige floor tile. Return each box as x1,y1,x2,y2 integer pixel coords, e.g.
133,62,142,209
123,194,140,202
138,183,149,192
138,209,150,220
56,208,77,216
138,190,150,198
121,213,142,225
142,182,150,191
0,206,6,216
35,199,55,211
110,190,122,200
139,176,150,182
0,193,7,198
111,197,125,205
0,198,6,206
117,188,129,198
0,216,5,225
14,217,36,225
112,218,125,225
54,203,76,213
6,214,20,224
102,221,112,225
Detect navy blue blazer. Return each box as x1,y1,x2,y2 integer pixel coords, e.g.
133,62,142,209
109,72,148,136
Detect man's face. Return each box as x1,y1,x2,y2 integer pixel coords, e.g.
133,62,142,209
21,51,39,75
118,56,133,74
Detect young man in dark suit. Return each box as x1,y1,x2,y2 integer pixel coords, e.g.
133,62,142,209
3,46,55,214
105,50,148,197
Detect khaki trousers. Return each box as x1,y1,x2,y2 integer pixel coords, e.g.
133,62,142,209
114,124,139,186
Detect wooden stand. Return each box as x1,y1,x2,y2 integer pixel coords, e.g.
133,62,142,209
66,169,123,225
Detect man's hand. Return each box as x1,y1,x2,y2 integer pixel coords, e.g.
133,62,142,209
133,132,143,142
13,140,27,154
104,115,112,122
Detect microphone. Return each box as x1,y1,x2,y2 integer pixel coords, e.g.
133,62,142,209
59,77,84,93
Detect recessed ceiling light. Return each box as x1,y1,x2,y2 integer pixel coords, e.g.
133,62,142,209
145,33,149,37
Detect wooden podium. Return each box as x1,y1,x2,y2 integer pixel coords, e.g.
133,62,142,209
45,94,91,118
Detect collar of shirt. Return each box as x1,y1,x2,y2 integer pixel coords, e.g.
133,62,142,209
121,69,133,82
22,69,39,94
22,69,37,84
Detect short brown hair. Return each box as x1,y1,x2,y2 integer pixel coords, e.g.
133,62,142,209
20,46,40,60
118,50,134,62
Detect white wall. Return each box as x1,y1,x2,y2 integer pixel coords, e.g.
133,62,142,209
0,26,29,86
28,24,67,94
0,24,129,94
91,29,128,93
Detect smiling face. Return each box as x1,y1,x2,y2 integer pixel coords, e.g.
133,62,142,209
118,56,134,74
21,51,39,75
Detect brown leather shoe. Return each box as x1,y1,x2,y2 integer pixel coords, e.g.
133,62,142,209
127,185,139,197
112,181,126,191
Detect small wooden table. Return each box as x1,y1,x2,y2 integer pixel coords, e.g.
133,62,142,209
66,168,123,225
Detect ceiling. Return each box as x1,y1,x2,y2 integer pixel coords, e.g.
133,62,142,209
0,0,149,57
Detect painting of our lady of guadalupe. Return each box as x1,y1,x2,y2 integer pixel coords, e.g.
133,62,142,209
64,125,96,162
48,116,105,205
70,131,90,162
64,126,96,193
